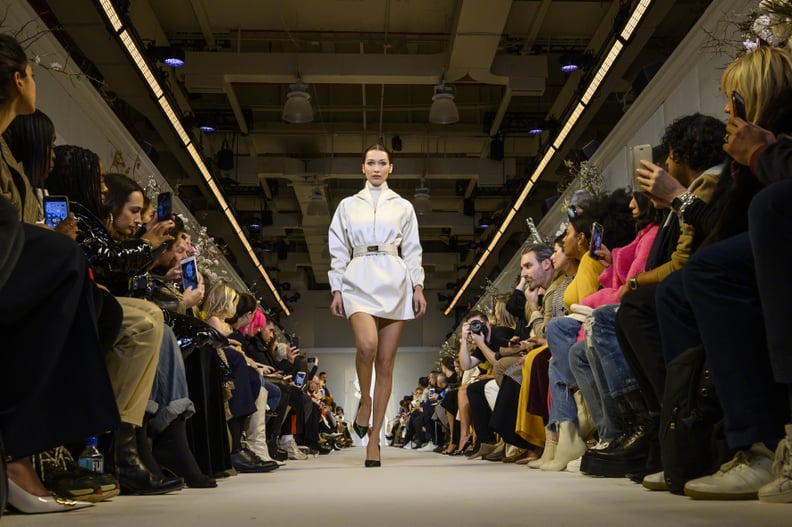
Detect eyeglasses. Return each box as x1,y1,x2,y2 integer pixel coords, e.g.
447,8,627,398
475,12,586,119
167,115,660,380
567,205,577,220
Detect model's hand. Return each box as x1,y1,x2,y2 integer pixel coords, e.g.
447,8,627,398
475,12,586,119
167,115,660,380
330,291,345,318
635,160,685,207
723,116,776,166
413,286,427,318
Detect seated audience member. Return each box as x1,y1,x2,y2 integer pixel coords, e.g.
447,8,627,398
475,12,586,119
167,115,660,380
457,310,514,460
201,283,279,473
566,192,661,477
582,113,726,481
638,48,792,500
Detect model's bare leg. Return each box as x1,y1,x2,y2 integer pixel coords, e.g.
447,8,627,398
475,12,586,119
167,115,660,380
366,318,405,461
350,313,379,430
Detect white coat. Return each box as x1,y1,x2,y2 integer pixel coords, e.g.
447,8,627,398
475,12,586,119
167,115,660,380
328,182,424,320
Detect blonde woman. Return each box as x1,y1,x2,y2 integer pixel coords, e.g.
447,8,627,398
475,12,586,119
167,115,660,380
202,283,278,473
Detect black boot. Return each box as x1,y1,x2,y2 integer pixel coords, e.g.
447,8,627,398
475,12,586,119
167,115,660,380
267,437,288,462
112,422,183,495
590,391,656,464
153,416,217,488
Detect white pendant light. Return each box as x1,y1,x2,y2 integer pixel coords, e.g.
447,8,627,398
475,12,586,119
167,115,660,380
429,81,459,125
282,78,314,124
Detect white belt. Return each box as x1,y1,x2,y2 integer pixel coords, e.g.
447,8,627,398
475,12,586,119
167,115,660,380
353,244,399,257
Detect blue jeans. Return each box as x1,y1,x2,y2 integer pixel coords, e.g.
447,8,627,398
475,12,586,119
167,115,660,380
570,305,637,443
263,381,282,412
546,316,581,426
148,325,194,434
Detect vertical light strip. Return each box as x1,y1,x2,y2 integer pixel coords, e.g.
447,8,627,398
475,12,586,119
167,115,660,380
621,0,652,41
444,1,654,315
96,1,290,316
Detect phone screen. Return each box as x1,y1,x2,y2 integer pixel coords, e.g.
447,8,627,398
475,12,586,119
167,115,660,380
157,192,172,222
43,196,69,229
294,371,306,387
290,334,300,348
590,222,604,257
180,256,199,291
307,356,316,365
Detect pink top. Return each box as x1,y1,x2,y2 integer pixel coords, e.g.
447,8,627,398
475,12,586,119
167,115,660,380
575,223,659,341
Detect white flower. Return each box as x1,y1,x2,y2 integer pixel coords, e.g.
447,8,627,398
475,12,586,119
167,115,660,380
49,62,63,71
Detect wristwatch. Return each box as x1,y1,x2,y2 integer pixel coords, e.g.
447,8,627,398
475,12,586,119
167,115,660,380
628,276,640,291
670,190,697,220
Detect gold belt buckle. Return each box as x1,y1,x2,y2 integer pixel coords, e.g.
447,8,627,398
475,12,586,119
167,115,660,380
367,245,379,252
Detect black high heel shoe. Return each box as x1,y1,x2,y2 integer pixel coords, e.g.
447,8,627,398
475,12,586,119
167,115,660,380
364,445,381,468
353,402,369,439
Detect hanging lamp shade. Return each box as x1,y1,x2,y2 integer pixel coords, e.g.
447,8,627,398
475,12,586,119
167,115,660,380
282,80,314,123
429,83,459,125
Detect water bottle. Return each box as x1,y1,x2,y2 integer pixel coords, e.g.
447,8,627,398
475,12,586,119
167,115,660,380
77,437,104,473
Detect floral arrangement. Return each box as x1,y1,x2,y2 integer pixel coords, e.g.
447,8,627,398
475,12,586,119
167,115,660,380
705,1,792,56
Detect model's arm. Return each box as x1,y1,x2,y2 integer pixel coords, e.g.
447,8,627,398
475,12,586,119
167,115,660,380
400,202,427,317
328,201,352,317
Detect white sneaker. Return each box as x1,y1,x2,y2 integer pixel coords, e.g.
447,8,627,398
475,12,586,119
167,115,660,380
684,443,775,500
642,470,668,491
417,442,438,452
279,437,308,460
759,423,792,503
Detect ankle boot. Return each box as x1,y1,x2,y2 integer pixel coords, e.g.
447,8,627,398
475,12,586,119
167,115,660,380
592,391,656,463
528,427,557,469
153,416,216,488
267,437,288,462
542,421,587,472
574,390,596,442
137,415,165,480
113,422,183,495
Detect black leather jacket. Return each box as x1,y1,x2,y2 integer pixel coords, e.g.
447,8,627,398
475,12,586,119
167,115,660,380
72,201,153,296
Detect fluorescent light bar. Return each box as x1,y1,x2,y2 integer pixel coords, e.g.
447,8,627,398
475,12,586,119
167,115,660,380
486,230,503,250
621,0,652,41
445,0,655,318
97,9,290,316
118,31,163,99
553,102,586,150
158,97,191,146
581,41,623,105
98,0,123,32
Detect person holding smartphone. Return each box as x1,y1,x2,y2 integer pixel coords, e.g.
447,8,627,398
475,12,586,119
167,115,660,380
328,143,426,468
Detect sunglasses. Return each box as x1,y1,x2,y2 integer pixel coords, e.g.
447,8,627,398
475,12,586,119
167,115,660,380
567,205,578,220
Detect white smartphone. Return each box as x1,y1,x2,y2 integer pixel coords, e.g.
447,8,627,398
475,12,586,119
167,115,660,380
630,144,653,189
180,256,199,291
294,371,307,388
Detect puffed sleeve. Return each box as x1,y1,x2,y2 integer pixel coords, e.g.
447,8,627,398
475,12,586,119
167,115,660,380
327,199,352,293
400,201,425,289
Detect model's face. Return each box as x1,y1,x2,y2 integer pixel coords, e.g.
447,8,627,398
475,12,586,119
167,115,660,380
114,191,145,236
362,150,392,187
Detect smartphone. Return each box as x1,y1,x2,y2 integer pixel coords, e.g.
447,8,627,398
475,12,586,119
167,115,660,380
157,191,172,222
294,371,306,388
429,388,436,397
180,256,199,291
43,195,69,228
290,333,300,348
630,144,653,189
307,356,316,365
590,222,604,257
731,91,746,120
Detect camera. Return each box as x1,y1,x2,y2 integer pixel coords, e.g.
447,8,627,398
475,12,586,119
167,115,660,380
468,319,488,338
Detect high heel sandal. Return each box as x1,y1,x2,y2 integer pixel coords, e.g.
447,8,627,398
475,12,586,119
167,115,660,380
353,402,370,439
7,480,93,514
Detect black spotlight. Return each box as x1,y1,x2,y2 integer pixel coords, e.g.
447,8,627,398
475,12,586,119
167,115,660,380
391,134,403,151
463,198,475,217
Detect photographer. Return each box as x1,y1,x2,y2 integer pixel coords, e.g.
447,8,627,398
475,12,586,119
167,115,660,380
459,311,514,460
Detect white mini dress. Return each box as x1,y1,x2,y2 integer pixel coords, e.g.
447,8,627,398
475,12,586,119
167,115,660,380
328,182,425,320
